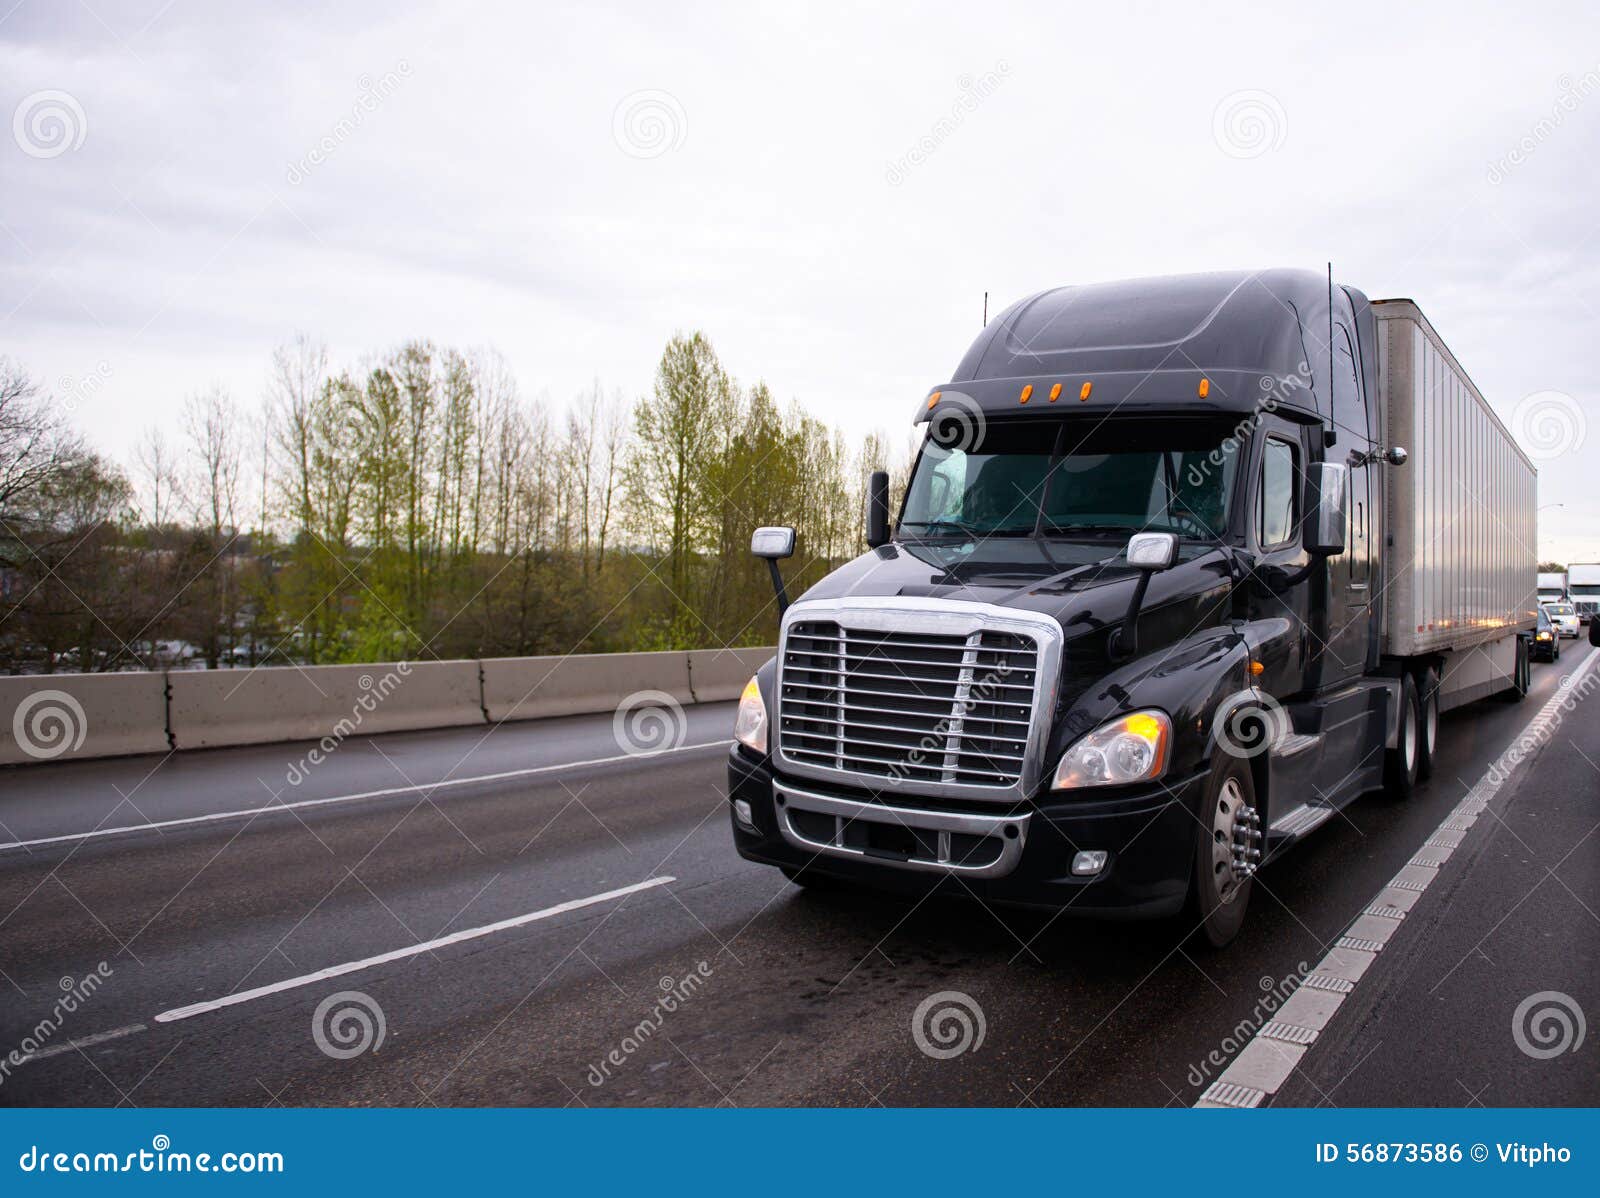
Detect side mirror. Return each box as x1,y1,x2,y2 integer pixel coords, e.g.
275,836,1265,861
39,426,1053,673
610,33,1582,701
750,526,795,560
865,470,891,548
751,526,796,617
1111,532,1179,661
1304,461,1348,557
1126,531,1178,571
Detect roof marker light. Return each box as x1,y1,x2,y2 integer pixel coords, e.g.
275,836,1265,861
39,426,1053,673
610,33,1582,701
1079,381,1093,401
1198,378,1210,398
1019,384,1033,404
1049,383,1062,402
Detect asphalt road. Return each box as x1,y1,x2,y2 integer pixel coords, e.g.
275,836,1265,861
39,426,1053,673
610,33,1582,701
1,648,1595,1108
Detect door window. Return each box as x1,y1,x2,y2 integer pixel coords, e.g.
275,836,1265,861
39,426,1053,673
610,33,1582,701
1256,437,1298,549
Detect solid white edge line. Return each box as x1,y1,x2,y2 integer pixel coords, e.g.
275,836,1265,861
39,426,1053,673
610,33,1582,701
151,875,676,1024
1195,645,1598,1108
0,741,730,853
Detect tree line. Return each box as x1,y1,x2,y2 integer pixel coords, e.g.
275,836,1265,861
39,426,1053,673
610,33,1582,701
0,335,907,673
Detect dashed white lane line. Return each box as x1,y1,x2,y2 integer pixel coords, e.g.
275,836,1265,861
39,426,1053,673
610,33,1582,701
1196,647,1598,1108
11,1024,148,1066
153,875,676,1024
0,741,730,853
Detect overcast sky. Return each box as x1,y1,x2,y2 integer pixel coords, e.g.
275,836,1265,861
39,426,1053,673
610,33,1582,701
3,0,1598,561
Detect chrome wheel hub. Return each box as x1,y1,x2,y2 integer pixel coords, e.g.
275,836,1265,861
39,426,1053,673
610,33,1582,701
1211,778,1261,904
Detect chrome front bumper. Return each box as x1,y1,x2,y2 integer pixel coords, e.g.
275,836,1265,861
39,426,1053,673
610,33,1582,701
773,780,1030,879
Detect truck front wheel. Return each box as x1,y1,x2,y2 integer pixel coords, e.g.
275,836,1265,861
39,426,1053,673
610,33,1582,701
1189,757,1258,949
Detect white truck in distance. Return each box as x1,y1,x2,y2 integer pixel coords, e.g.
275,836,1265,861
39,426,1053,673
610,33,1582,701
1569,564,1600,623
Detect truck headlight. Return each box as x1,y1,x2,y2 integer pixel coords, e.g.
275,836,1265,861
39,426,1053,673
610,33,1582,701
1053,710,1171,789
733,675,768,754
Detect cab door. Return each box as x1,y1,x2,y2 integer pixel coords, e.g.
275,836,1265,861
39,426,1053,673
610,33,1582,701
1315,324,1372,686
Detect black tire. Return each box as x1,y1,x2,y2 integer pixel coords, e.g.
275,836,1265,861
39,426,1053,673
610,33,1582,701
1500,639,1530,702
1188,756,1258,949
1416,666,1440,782
1385,672,1421,798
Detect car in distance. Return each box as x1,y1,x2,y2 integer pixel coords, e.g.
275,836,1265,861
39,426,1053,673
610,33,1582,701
1542,601,1580,639
1531,607,1560,662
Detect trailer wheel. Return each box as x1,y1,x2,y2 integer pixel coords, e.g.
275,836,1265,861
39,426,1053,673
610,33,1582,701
1385,673,1421,799
1189,756,1258,949
1499,638,1530,703
1416,666,1440,782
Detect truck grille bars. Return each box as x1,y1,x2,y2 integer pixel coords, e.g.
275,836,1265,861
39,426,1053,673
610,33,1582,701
773,599,1061,803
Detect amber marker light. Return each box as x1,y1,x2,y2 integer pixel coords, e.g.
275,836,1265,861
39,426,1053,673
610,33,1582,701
1198,378,1211,398
1079,381,1093,401
927,391,941,409
1049,383,1062,402
1019,384,1033,403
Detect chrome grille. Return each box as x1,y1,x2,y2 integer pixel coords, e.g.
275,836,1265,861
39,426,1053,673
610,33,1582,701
777,619,1039,788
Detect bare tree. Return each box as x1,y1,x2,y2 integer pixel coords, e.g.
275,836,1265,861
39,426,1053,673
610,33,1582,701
0,357,84,519
181,386,244,666
133,426,184,528
266,334,328,533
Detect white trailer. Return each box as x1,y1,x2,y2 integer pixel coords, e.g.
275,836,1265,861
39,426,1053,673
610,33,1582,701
1376,300,1537,711
1537,571,1568,603
1570,563,1600,622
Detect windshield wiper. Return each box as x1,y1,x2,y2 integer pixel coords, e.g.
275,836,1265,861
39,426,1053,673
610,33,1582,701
1040,522,1141,536
900,519,1031,540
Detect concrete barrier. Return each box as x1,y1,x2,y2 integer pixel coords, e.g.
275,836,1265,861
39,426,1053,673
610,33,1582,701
168,659,486,751
0,646,779,765
687,646,776,702
482,650,697,723
0,672,171,765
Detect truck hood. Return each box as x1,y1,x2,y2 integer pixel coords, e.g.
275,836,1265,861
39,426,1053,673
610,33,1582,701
792,538,1238,647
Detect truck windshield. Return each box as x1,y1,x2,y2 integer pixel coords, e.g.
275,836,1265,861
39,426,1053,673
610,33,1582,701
900,416,1241,541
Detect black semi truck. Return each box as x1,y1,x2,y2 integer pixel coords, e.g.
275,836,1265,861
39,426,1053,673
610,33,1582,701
727,269,1538,946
